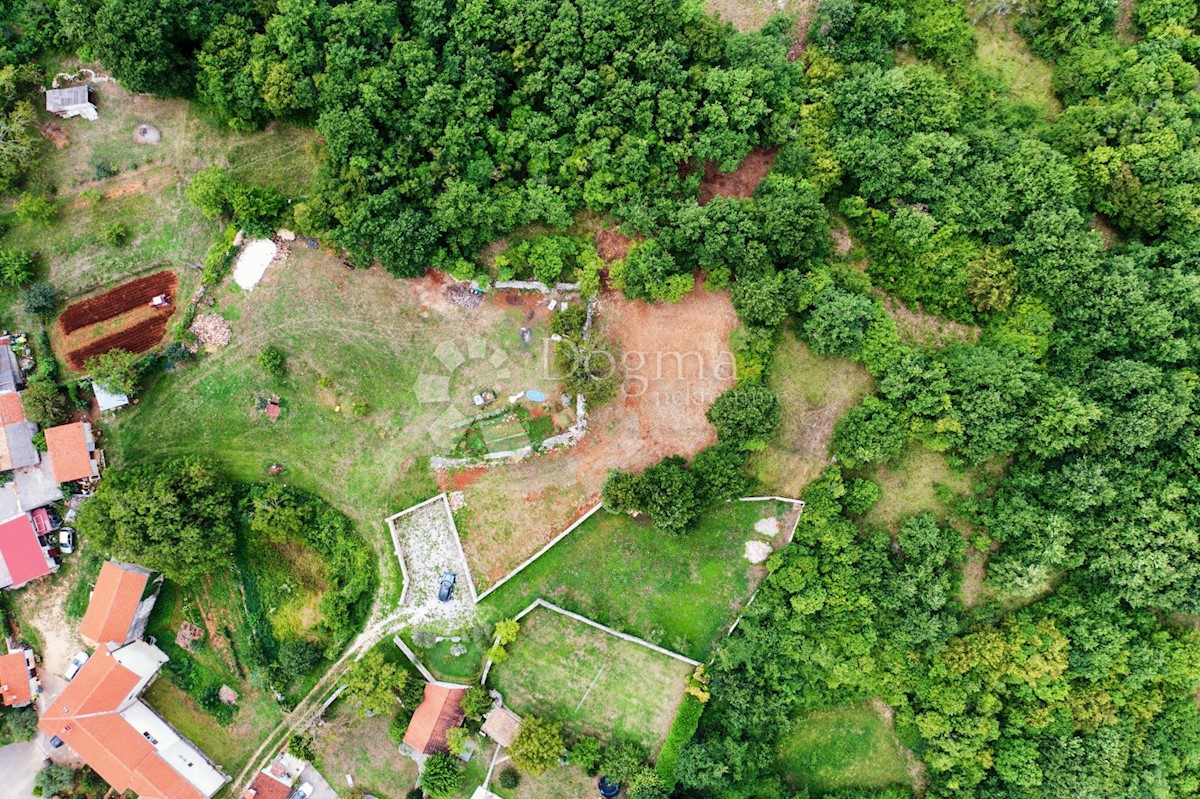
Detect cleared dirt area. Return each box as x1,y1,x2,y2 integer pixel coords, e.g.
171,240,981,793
594,226,637,264
456,283,737,588
878,293,980,348
699,147,777,205
750,330,874,497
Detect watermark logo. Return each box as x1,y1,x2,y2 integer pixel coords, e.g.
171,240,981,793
413,338,513,447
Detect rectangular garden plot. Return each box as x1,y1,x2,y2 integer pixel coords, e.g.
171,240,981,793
488,606,694,753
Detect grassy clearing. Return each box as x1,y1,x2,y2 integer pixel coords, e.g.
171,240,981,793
491,762,598,799
749,330,874,497
862,446,974,533
489,607,693,753
398,630,488,683
484,500,783,661
104,249,556,612
310,697,421,799
974,14,1061,120
1,80,317,312
777,704,911,794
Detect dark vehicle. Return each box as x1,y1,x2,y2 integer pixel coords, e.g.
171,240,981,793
438,571,456,602
49,736,64,749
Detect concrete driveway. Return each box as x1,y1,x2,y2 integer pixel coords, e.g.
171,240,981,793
299,762,340,799
0,740,45,799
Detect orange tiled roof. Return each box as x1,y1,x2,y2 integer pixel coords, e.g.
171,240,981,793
0,651,32,706
80,562,149,645
38,649,206,799
402,683,466,755
0,393,25,425
243,772,292,799
45,422,95,483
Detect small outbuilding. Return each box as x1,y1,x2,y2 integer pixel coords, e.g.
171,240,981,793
45,86,98,120
480,706,522,748
92,381,130,412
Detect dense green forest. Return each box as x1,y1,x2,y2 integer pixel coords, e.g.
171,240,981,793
3,0,1200,797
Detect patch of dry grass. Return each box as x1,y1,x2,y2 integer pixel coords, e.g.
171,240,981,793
749,330,874,497
863,446,974,533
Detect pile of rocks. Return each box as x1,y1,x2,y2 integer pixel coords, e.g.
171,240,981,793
447,283,484,308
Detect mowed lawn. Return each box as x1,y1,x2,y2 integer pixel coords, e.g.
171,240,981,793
489,608,693,753
778,704,912,795
484,500,783,661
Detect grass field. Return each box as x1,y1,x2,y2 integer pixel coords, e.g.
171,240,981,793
491,763,598,799
0,79,317,320
974,14,1061,120
488,607,694,753
777,704,912,794
104,249,556,610
862,446,975,532
310,697,421,799
749,330,874,497
484,500,785,661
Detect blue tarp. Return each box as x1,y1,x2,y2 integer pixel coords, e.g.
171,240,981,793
526,389,546,402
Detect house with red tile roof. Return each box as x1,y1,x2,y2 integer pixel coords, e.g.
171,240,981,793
80,561,161,647
45,421,100,484
0,512,58,589
0,391,37,473
0,645,38,707
39,566,230,799
403,683,467,755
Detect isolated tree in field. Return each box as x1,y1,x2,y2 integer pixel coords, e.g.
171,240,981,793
187,167,236,220
85,348,140,395
509,715,566,775
258,346,287,379
77,458,234,584
419,752,461,799
706,383,781,450
344,649,407,718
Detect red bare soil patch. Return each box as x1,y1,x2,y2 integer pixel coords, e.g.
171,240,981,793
438,466,488,491
59,271,177,334
457,282,738,586
65,314,171,370
595,227,638,264
698,147,777,205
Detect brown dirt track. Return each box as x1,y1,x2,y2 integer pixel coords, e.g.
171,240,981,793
455,282,738,587
59,270,177,333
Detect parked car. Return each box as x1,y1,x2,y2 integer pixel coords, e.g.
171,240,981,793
48,736,63,749
58,527,74,554
438,572,456,602
288,782,314,799
64,651,89,680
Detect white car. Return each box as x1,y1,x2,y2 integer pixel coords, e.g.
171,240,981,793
64,651,89,680
58,527,75,554
288,783,314,799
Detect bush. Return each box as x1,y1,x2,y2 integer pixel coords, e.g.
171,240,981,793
601,739,648,783
35,764,74,797
655,695,704,785
445,725,470,756
804,289,877,357
388,710,412,744
550,305,587,338
406,791,423,799
494,618,520,645
832,396,908,468
93,160,118,179
258,346,286,379
570,735,603,774
21,282,56,317
0,248,35,287
14,193,56,227
420,752,461,799
278,638,321,674
601,469,641,514
498,768,520,789
99,221,131,247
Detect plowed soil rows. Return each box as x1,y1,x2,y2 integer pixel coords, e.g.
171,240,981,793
66,314,170,370
59,270,177,334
